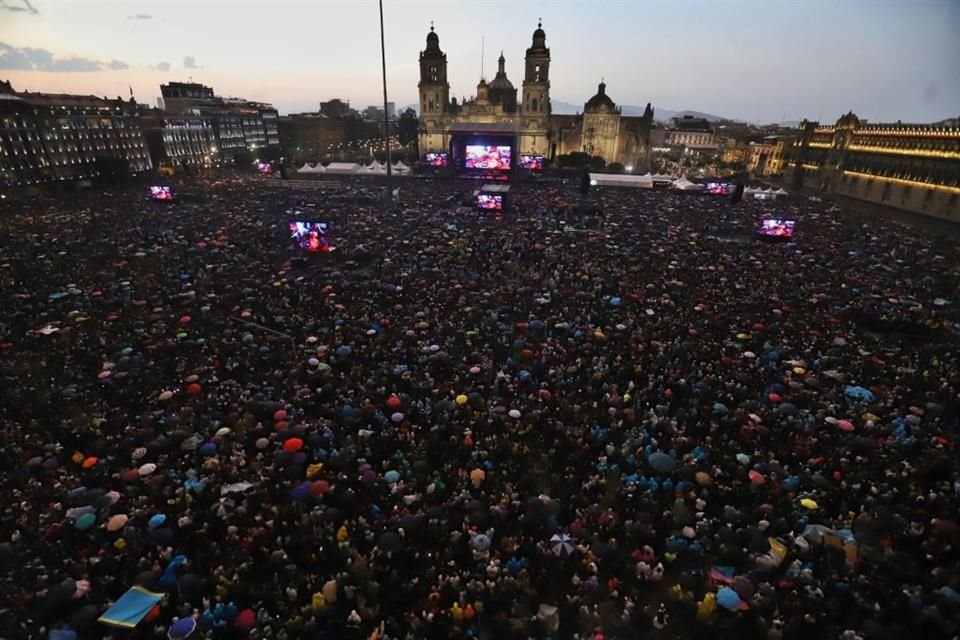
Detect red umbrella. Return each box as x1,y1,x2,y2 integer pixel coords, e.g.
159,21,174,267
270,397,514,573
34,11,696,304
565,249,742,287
768,393,782,403
273,409,287,421
837,420,855,432
274,420,289,432
186,383,202,395
386,395,402,409
748,470,765,485
283,438,304,453
179,315,191,325
310,480,331,496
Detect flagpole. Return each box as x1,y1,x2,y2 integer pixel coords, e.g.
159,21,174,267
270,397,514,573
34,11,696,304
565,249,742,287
379,0,392,184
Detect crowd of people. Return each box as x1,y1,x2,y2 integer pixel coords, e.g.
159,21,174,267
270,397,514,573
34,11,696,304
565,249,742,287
1,173,958,640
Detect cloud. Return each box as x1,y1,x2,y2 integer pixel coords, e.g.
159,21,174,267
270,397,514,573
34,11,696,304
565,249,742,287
157,61,171,72
183,56,198,69
0,43,129,73
128,13,151,20
0,0,39,14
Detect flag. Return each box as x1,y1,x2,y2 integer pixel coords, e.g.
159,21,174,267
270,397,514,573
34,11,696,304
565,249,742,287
98,586,164,628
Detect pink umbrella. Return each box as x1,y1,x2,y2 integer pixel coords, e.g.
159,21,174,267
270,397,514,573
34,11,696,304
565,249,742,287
837,420,855,432
748,470,765,485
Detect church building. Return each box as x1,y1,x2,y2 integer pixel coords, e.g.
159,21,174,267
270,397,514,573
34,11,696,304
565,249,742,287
417,21,654,170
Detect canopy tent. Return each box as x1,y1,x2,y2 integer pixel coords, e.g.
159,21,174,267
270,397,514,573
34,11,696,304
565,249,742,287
589,173,653,189
364,161,386,174
652,173,677,183
298,163,325,174
673,177,705,191
323,162,362,174
393,161,411,175
774,187,788,195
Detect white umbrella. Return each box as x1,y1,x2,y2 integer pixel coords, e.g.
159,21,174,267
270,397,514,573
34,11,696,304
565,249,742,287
549,533,575,557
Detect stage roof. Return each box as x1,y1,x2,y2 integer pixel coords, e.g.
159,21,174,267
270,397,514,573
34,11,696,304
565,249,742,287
480,183,511,193
448,122,518,135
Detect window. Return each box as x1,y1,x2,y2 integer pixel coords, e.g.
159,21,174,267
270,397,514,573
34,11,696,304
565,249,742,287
535,64,541,82
532,98,538,112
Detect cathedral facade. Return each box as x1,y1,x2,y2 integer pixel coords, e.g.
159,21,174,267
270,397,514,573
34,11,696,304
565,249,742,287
417,22,654,170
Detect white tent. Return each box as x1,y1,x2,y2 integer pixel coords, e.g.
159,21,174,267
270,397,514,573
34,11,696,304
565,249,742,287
324,162,361,174
652,173,677,183
300,163,326,174
672,177,704,191
774,187,788,195
364,161,385,173
589,173,653,189
298,163,313,173
393,161,411,175
744,186,762,194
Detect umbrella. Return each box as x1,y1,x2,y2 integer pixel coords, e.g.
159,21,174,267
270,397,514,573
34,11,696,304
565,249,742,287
391,412,404,423
748,470,765,485
74,513,96,530
283,438,304,453
377,531,400,552
138,463,157,476
471,533,491,551
549,533,575,557
107,514,129,531
384,470,400,484
167,617,197,640
800,498,818,510
198,442,217,456
716,587,741,610
148,514,167,529
648,452,676,474
844,386,875,402
470,468,486,487
837,420,855,432
508,409,521,419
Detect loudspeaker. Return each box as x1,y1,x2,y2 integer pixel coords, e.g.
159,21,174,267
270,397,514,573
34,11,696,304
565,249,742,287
580,172,591,195
280,166,290,180
730,183,744,204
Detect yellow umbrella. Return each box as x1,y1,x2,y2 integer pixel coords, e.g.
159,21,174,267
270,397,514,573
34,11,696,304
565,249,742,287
455,394,468,406
800,498,818,510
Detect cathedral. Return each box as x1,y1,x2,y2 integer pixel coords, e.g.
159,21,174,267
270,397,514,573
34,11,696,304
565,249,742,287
417,21,655,170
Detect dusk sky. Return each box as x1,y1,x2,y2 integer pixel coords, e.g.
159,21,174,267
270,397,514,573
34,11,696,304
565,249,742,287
1,0,957,124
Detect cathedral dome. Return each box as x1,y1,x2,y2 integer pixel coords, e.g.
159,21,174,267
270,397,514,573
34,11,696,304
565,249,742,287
489,53,514,91
585,81,616,112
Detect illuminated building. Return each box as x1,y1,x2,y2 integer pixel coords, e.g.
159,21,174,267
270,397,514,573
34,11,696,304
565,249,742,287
0,80,151,186
417,22,654,170
141,110,216,170
786,112,960,221
746,136,794,177
160,82,279,155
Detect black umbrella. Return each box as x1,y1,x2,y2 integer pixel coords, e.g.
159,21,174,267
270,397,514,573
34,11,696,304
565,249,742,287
377,531,400,552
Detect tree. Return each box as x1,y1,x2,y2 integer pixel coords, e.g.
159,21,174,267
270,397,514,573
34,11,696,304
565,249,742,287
232,149,255,167
558,151,590,168
93,156,130,185
398,108,419,154
607,162,625,174
589,155,606,170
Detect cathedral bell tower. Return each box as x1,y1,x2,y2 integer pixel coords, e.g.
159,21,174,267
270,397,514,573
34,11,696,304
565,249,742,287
418,23,449,114
522,20,550,115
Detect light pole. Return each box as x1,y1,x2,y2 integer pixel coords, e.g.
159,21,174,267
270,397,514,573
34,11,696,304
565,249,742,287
379,0,392,182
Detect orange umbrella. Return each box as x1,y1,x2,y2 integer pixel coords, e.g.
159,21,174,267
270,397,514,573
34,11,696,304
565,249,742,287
82,456,98,469
470,468,485,487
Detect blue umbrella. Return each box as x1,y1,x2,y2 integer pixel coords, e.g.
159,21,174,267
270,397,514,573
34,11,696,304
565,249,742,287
148,514,167,529
335,345,352,358
549,533,575,557
648,452,676,474
199,442,217,456
167,616,197,639
384,470,400,484
717,587,741,610
844,386,875,402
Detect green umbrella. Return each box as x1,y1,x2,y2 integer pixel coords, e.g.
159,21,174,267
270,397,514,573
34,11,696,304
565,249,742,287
75,512,96,530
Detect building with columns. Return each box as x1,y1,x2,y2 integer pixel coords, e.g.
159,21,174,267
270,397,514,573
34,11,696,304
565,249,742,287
417,21,654,170
785,112,959,222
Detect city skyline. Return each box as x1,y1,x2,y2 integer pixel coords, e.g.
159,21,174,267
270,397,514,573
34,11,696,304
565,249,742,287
1,0,958,124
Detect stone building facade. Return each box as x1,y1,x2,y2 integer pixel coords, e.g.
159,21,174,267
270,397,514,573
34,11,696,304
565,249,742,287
417,22,654,170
